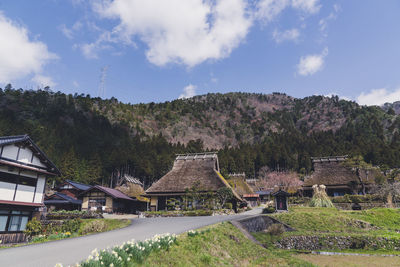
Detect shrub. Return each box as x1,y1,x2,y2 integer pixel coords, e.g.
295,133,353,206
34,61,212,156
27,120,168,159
223,203,233,210
265,224,285,236
80,220,107,235
61,218,82,233
46,210,102,220
262,207,276,214
24,218,42,237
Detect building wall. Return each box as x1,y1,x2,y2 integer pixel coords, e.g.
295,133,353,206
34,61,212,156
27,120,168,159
82,197,89,209
150,196,158,211
1,144,46,168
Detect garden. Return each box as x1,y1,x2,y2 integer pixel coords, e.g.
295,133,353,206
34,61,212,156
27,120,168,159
3,210,131,247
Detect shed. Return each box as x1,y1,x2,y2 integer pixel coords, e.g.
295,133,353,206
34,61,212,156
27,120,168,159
272,189,290,211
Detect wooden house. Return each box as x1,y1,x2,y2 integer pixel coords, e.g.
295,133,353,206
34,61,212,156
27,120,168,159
114,174,148,211
44,180,91,211
227,173,259,207
144,152,242,211
80,185,139,214
0,135,60,243
303,156,374,197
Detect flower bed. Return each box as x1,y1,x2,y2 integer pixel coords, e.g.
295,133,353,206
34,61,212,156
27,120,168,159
70,233,177,267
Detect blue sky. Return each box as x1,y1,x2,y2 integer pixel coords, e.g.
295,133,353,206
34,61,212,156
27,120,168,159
0,0,400,105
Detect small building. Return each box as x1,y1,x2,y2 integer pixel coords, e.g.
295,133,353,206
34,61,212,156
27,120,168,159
303,156,374,197
227,173,259,207
272,189,289,211
44,180,91,211
0,135,60,243
56,179,91,199
114,174,148,211
255,189,273,204
81,185,138,214
44,192,82,211
144,152,242,211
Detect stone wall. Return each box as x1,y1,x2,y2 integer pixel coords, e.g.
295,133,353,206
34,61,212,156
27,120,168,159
276,235,400,251
235,215,294,233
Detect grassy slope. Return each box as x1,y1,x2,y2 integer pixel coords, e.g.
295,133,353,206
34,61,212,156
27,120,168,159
270,207,400,236
141,222,314,267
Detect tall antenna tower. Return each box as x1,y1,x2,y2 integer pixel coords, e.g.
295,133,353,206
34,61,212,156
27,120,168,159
98,65,109,98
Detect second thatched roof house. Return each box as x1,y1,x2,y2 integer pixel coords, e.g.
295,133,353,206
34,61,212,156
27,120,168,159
145,152,241,211
303,156,375,197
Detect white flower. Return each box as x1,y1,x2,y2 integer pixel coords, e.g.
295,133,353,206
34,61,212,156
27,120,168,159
55,264,63,267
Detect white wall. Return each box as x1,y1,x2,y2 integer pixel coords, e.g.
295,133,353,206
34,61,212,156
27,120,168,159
2,145,18,160
17,147,32,164
0,182,16,201
31,155,46,168
14,185,35,202
34,176,46,203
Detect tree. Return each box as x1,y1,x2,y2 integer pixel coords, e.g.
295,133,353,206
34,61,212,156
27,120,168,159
372,182,400,208
216,187,233,209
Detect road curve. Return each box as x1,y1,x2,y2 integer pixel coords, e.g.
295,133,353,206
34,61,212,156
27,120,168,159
0,208,261,267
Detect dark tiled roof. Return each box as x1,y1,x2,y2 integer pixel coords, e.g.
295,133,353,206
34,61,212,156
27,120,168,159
66,180,92,191
0,134,61,175
45,192,82,205
84,185,133,201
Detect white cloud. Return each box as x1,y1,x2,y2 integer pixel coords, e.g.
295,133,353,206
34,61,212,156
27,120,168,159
272,28,300,43
357,88,400,106
0,12,57,84
292,0,321,14
92,0,252,67
179,84,196,99
319,4,340,37
59,21,83,39
256,0,290,23
297,47,328,76
32,74,56,88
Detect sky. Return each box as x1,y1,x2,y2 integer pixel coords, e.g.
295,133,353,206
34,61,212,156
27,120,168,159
0,0,400,106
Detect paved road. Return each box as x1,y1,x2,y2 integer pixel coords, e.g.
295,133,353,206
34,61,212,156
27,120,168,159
0,208,261,267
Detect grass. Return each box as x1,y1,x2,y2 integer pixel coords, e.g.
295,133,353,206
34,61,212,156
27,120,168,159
0,219,131,249
79,219,131,234
141,222,314,267
295,254,400,267
253,206,400,255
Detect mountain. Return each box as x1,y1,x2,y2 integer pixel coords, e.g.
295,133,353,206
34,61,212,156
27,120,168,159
1,86,399,186
382,101,400,115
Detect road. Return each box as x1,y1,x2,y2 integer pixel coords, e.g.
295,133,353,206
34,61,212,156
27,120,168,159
0,208,261,267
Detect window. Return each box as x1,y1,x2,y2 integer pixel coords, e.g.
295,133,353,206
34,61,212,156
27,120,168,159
0,210,31,232
0,172,37,187
89,198,106,208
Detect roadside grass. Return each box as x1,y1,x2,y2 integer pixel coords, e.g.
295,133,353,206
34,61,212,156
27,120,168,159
79,219,131,234
0,219,130,249
141,222,314,267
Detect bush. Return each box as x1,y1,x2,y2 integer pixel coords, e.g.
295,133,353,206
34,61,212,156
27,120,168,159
24,217,42,237
265,224,285,236
223,203,233,210
80,220,107,235
62,218,82,233
262,207,276,214
46,210,102,220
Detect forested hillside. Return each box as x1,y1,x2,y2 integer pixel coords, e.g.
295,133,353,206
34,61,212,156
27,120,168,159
1,85,399,187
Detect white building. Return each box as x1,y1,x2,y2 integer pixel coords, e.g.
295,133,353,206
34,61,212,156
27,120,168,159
0,135,59,243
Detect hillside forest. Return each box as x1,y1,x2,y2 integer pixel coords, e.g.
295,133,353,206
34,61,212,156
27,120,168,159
1,85,400,187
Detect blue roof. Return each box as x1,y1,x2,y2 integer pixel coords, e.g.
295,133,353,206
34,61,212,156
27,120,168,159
66,180,92,191
45,192,82,205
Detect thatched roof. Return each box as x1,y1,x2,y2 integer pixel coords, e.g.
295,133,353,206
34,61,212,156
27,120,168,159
227,174,254,196
145,153,241,200
304,156,374,187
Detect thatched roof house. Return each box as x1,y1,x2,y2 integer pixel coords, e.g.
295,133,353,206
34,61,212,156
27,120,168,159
145,152,241,211
303,156,374,197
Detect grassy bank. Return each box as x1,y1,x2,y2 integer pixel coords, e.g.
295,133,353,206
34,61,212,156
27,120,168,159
141,223,313,267
254,207,400,254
